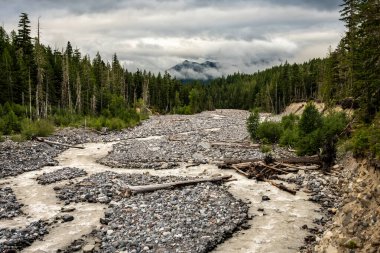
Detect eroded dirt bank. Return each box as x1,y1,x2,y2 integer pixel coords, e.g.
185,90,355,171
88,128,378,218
315,157,380,253
0,110,329,252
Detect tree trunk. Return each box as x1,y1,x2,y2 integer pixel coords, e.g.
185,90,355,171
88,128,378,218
124,175,232,195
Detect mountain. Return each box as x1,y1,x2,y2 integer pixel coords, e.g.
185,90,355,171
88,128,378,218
168,60,223,80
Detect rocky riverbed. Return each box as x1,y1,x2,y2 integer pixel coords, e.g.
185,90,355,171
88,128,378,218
0,220,49,252
37,167,87,185
53,171,248,252
0,187,23,219
0,110,336,252
0,141,60,179
100,110,264,169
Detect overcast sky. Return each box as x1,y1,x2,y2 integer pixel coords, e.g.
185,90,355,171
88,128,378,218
0,0,345,75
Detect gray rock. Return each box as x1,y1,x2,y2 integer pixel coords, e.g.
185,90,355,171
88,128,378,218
62,215,74,222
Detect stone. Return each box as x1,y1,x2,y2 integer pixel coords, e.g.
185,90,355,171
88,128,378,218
61,207,76,212
325,245,338,253
83,244,95,253
62,214,74,222
240,223,251,230
332,164,340,169
262,195,270,201
324,230,333,240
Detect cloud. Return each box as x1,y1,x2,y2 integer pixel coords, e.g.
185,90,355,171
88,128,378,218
0,0,345,76
263,0,342,10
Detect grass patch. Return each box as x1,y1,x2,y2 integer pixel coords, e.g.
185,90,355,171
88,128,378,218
11,134,26,142
260,144,272,153
21,119,55,140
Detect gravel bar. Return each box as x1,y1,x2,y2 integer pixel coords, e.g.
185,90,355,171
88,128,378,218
55,172,248,252
0,220,49,252
36,167,87,185
0,187,23,219
94,184,248,253
100,110,266,169
0,141,61,179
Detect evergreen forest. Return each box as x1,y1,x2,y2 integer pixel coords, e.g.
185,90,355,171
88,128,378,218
0,0,379,158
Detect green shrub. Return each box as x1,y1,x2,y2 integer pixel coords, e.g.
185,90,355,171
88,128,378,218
246,109,260,141
2,110,21,135
87,117,103,131
281,113,299,130
11,134,26,142
296,130,323,156
0,118,5,134
0,132,4,142
280,127,299,147
260,144,272,153
21,119,55,139
299,102,322,135
257,121,283,143
52,111,83,127
348,119,380,159
174,105,193,115
106,118,125,131
368,114,380,160
322,112,349,139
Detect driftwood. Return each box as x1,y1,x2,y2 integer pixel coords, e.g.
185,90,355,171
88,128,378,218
257,162,290,174
223,155,321,165
218,156,322,195
116,175,232,196
211,142,260,149
35,137,85,149
264,179,297,195
231,165,252,178
272,162,318,171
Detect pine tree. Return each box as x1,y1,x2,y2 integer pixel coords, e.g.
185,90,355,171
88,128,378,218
16,13,33,56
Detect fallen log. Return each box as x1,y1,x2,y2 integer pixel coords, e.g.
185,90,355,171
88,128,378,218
279,156,321,165
231,165,252,178
232,162,253,169
264,179,297,195
256,161,290,174
122,175,232,195
35,137,85,149
223,155,321,165
274,162,299,170
296,165,320,170
185,163,201,168
211,142,260,149
273,162,319,171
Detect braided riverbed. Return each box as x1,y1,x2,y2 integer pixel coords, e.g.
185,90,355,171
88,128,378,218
0,110,323,252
